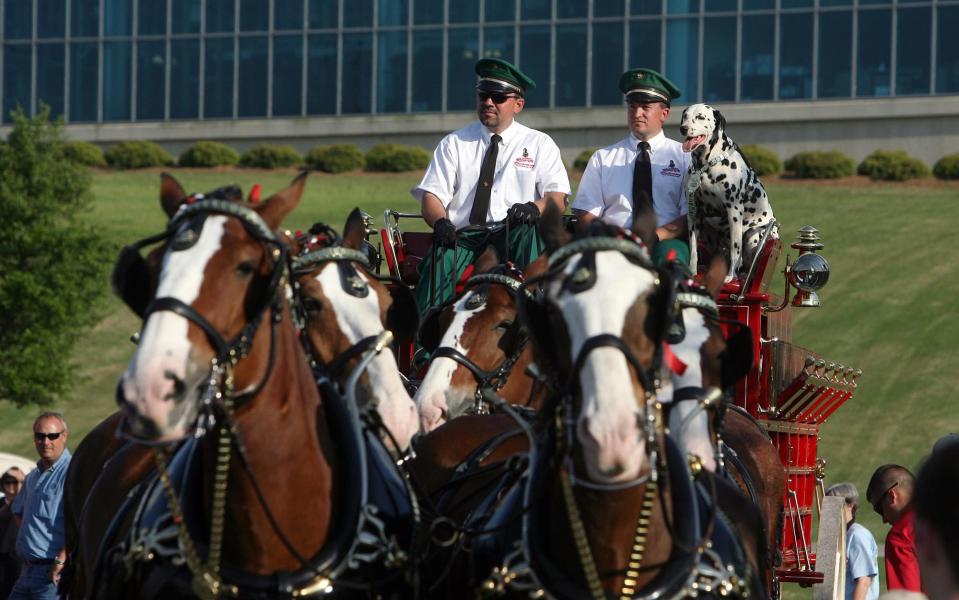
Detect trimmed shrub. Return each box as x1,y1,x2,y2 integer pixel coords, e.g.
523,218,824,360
739,144,781,177
857,149,929,181
365,144,431,172
178,140,240,167
63,140,106,167
573,149,596,172
933,153,959,180
104,140,175,169
238,144,302,168
784,151,856,179
305,144,366,173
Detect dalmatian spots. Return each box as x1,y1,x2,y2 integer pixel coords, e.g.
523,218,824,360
680,103,778,282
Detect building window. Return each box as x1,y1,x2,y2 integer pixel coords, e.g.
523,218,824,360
379,0,408,27
740,14,773,101
629,19,662,74
138,0,167,36
72,0,100,37
779,12,813,99
595,0,625,18
207,2,236,33
170,39,200,118
103,42,132,121
857,9,891,97
705,0,735,13
447,27,479,111
105,0,133,36
377,30,407,113
273,35,304,116
275,0,304,31
487,0,516,23
241,0,270,32
38,0,68,39
519,25,550,106
344,0,373,27
555,23,587,107
703,17,736,102
309,0,338,29
896,6,930,96
205,37,235,117
238,36,268,117
557,0,586,19
937,6,959,93
484,25,515,61
592,21,625,106
307,33,337,114
817,10,852,98
37,43,66,118
411,29,443,112
137,40,166,119
3,44,32,122
342,32,373,113
172,0,201,34
450,0,479,24
5,2,32,40
666,18,698,102
522,0,550,20
70,42,99,121
415,0,443,25
631,0,662,16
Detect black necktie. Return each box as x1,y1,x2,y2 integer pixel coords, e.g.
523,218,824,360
469,134,502,225
632,140,653,214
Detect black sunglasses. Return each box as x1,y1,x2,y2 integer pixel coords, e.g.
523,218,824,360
871,481,899,515
478,92,519,104
1,477,21,485
34,431,64,442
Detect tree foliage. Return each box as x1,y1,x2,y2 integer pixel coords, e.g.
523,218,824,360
0,108,113,405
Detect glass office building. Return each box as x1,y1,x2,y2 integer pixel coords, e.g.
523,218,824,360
1,0,958,125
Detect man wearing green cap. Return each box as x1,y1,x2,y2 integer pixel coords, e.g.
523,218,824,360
411,58,570,316
571,67,691,266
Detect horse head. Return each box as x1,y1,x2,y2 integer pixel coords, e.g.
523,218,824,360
415,247,545,432
292,208,419,451
115,173,307,442
522,205,670,484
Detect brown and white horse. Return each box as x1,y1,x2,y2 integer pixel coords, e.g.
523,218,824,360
83,174,414,598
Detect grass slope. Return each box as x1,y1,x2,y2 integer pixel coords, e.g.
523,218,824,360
1,170,957,595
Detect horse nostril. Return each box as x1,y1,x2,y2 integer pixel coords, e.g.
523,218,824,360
163,370,186,403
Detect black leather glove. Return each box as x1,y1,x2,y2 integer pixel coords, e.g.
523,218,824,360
432,218,458,249
506,202,541,226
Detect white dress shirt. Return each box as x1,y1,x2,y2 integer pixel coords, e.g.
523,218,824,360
571,130,690,229
412,120,571,229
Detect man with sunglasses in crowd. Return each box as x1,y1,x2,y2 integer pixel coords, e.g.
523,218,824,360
10,412,71,599
867,464,922,593
572,67,690,266
411,57,570,317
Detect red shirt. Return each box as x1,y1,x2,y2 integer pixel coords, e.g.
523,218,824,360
885,507,922,591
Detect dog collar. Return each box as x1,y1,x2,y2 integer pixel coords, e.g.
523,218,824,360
686,151,729,198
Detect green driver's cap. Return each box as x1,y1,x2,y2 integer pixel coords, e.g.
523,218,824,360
619,68,681,105
475,58,536,96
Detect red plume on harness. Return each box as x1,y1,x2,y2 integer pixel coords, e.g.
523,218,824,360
248,183,262,203
662,342,687,376
455,264,476,295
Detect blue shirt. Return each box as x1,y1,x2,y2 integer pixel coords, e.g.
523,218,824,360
11,449,71,560
845,522,879,600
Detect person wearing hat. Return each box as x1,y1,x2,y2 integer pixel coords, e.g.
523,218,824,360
411,58,570,317
571,68,690,265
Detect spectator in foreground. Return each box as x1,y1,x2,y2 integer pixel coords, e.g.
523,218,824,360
10,412,72,599
826,481,880,600
913,442,959,600
867,464,922,592
1,467,26,597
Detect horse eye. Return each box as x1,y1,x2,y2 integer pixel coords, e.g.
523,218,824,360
236,261,257,277
496,319,513,331
302,297,323,313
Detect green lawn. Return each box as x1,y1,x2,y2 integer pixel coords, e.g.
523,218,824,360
1,169,956,597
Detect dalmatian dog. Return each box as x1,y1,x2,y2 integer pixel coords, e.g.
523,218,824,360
679,103,778,283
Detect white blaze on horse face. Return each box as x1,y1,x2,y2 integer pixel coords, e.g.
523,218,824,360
121,216,228,441
315,264,418,450
553,251,656,484
414,291,484,433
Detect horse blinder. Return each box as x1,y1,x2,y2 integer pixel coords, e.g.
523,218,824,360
720,322,754,390
112,245,154,318
385,281,419,342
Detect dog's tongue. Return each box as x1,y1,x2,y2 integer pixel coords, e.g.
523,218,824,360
682,135,706,153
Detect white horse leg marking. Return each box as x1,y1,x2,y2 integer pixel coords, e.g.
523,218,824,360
413,291,484,432
316,266,419,450
121,217,227,440
555,252,656,484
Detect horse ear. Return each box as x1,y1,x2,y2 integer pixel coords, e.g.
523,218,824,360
257,171,308,229
703,255,727,299
342,207,366,250
539,203,570,254
159,172,188,218
630,205,658,251
385,283,420,343
474,245,500,274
